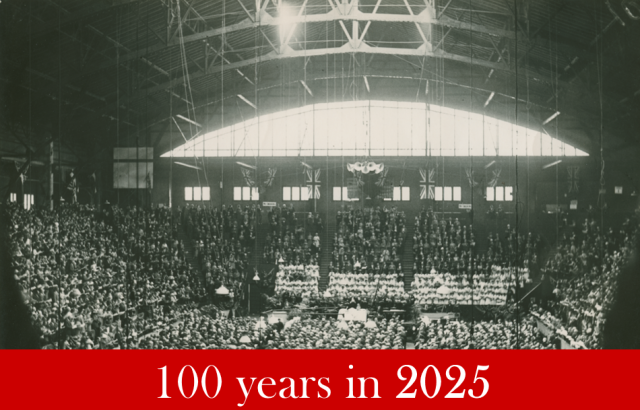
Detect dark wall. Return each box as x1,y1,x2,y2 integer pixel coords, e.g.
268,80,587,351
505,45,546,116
138,155,637,248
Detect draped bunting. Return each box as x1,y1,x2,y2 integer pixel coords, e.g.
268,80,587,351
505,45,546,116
347,161,384,174
567,166,579,193
305,168,321,199
488,167,502,188
419,167,436,199
264,168,277,187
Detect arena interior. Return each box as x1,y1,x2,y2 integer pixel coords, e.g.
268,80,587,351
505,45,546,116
1,0,639,350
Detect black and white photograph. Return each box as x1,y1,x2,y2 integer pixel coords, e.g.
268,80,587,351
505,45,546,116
1,0,639,352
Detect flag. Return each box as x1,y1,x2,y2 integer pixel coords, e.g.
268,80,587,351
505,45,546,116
375,168,389,187
305,169,321,199
241,168,255,187
465,167,478,188
488,167,502,188
419,167,436,200
264,168,277,187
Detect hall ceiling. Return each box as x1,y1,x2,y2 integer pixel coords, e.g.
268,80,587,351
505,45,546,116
1,0,639,165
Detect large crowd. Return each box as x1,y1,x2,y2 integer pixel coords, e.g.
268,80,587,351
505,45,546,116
329,205,406,274
415,317,556,349
7,203,205,349
326,206,406,300
181,204,256,305
263,205,322,266
4,198,638,350
410,207,532,305
536,213,640,348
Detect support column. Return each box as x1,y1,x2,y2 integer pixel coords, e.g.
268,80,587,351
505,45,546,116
47,140,54,211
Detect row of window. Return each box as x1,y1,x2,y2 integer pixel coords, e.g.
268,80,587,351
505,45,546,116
9,193,35,210
185,187,211,201
434,186,462,202
486,186,514,201
163,100,588,158
283,186,310,201
234,186,260,201
185,186,514,202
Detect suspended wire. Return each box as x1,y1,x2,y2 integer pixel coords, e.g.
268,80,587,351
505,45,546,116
56,5,63,349
514,0,520,349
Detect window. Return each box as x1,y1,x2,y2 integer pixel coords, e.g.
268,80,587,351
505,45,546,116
384,186,410,201
185,187,210,201
453,187,462,201
10,193,16,202
505,186,513,201
234,186,259,201
332,186,359,201
24,194,34,210
283,186,310,201
486,186,513,201
486,187,494,201
435,187,443,201
163,100,588,158
434,186,461,202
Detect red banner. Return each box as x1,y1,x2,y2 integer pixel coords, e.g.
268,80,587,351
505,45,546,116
1,351,637,408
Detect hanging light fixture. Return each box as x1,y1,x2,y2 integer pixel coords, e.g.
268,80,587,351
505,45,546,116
236,161,257,170
484,91,495,108
253,270,260,281
174,161,202,170
542,111,561,125
542,159,562,169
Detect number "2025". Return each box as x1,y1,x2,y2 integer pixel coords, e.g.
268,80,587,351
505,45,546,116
397,365,489,399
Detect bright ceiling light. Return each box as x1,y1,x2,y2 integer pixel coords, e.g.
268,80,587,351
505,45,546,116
278,4,294,43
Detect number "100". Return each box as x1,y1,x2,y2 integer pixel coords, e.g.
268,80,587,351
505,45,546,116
158,365,222,399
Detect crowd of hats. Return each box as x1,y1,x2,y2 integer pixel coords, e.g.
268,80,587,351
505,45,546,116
537,212,639,348
263,205,323,266
181,204,256,303
274,264,320,296
410,208,533,306
415,317,556,349
136,310,406,350
7,203,206,348
328,206,407,275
